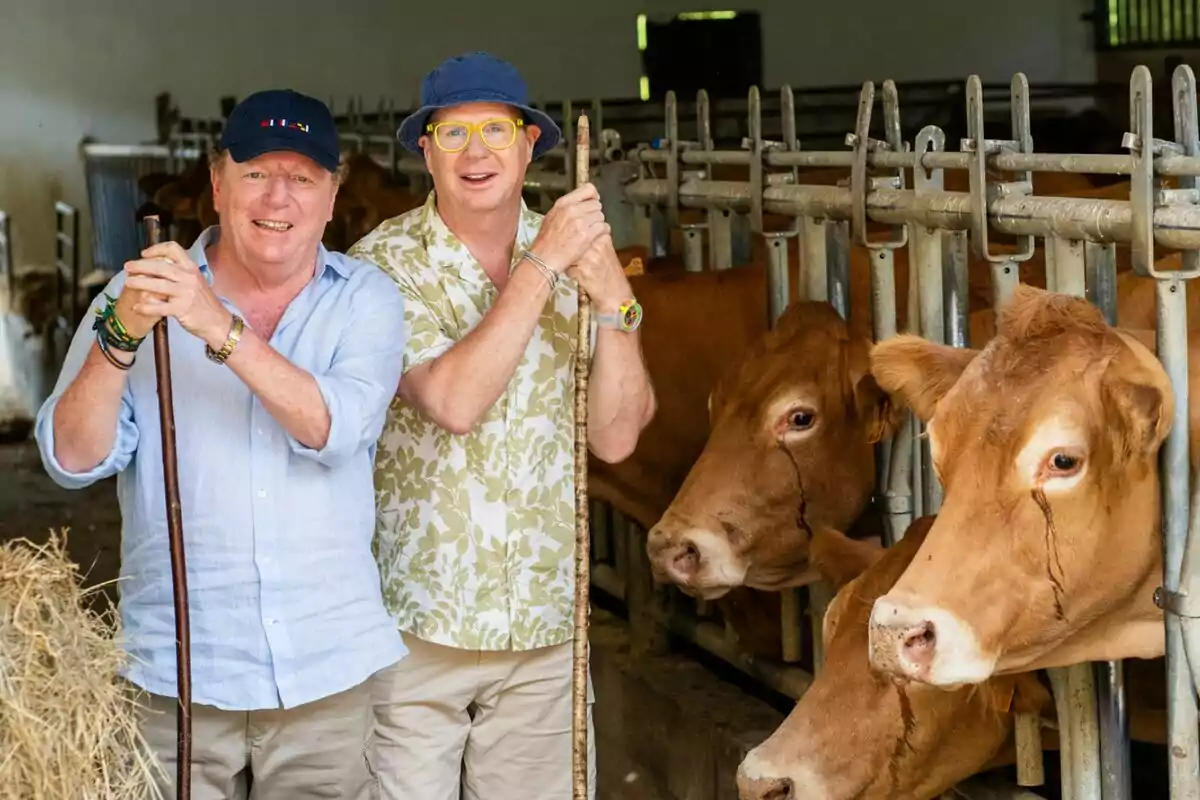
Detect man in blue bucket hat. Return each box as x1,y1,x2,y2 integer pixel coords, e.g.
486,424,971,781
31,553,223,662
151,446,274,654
349,52,656,798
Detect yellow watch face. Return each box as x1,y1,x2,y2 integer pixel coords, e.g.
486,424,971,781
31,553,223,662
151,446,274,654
619,300,643,331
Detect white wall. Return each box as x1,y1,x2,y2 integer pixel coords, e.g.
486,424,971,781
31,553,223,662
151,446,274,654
1,0,1098,274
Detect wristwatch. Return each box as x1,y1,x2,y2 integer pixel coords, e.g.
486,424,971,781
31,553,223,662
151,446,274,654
595,298,643,332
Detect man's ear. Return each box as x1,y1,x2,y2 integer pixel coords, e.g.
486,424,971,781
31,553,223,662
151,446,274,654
869,335,980,422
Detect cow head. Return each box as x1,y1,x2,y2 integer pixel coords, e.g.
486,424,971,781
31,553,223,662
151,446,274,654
645,301,901,599
867,285,1172,685
737,518,1054,800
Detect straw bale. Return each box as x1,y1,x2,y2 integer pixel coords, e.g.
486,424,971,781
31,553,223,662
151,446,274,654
0,529,164,799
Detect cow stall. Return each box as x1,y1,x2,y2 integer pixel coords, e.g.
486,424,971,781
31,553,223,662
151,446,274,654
587,62,1200,800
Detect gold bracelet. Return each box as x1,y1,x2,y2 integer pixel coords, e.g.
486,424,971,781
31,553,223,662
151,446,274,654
205,315,244,365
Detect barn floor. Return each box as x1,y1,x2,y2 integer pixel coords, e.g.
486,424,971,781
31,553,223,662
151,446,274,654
0,439,124,603
0,438,1177,800
0,438,733,798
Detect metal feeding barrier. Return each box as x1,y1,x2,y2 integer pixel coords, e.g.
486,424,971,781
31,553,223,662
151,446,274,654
583,62,1200,800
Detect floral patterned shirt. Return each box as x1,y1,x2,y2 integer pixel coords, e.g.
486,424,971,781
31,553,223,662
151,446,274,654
348,191,591,651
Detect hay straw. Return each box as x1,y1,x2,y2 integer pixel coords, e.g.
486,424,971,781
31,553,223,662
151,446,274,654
0,529,165,800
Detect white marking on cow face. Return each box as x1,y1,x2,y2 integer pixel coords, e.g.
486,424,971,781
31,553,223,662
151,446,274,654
654,526,747,599
868,596,997,686
688,527,747,589
1015,413,1089,494
737,744,829,799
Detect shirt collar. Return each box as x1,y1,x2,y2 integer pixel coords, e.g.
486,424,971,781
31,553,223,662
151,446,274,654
188,225,348,284
416,191,539,268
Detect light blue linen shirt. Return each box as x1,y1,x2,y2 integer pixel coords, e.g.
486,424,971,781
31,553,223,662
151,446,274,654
34,226,409,711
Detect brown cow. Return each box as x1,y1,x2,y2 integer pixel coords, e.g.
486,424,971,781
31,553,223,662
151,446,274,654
589,257,800,658
866,284,1200,684
642,259,1200,602
642,299,902,599
326,152,426,251
736,517,1056,800
735,516,1170,800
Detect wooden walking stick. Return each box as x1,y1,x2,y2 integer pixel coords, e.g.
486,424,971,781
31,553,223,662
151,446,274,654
571,113,592,800
142,215,192,800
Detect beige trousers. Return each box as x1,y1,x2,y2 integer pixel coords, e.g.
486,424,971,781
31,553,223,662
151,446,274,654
370,635,596,800
132,678,378,800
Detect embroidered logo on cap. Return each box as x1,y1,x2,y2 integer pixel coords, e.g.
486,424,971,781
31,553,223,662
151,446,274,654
260,119,310,132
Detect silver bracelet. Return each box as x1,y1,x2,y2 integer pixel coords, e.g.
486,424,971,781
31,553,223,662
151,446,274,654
521,250,558,289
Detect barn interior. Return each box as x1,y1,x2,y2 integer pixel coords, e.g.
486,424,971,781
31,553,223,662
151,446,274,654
3,0,1200,798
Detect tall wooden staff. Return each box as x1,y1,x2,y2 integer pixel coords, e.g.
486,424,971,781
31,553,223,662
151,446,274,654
142,215,192,800
571,113,592,800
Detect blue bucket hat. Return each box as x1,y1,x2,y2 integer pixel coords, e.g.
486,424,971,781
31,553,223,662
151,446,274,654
397,52,561,160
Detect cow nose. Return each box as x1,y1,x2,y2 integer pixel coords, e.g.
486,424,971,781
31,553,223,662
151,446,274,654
645,527,701,583
902,620,937,664
737,775,793,800
868,598,936,680
672,537,701,576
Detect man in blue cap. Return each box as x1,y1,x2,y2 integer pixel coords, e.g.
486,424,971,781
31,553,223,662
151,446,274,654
34,88,407,798
349,52,656,798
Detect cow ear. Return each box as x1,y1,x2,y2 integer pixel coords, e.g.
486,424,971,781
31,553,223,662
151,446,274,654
809,527,884,591
855,373,905,445
1103,376,1171,460
1010,672,1054,716
847,338,905,443
869,335,980,422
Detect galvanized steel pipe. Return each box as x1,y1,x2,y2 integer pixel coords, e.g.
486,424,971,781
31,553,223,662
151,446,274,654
1052,239,1108,800
1157,277,1200,799
627,179,1172,245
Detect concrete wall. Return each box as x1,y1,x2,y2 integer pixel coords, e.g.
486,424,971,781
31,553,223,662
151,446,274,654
0,0,1100,276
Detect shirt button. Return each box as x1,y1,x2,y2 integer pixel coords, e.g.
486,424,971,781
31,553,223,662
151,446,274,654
258,489,267,498
257,428,264,436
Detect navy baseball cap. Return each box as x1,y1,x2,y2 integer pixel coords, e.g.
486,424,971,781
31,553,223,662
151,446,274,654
218,89,341,172
397,52,561,160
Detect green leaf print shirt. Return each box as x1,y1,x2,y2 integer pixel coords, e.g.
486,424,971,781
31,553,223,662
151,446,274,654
348,191,592,652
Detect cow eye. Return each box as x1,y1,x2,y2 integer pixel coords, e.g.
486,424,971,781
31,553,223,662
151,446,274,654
1045,450,1083,477
786,410,816,431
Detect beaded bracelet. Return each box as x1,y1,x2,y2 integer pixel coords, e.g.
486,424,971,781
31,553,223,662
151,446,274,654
95,327,134,371
92,293,145,353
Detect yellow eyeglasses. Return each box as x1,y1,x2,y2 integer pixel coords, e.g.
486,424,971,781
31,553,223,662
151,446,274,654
425,118,524,153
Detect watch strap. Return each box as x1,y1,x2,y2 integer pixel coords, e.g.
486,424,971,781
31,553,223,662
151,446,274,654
595,298,642,332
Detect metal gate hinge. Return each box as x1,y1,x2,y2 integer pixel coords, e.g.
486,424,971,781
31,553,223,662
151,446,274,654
1154,586,1200,618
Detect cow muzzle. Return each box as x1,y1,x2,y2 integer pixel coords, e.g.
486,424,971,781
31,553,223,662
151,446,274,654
868,595,996,685
645,525,745,599
737,775,793,800
737,748,828,800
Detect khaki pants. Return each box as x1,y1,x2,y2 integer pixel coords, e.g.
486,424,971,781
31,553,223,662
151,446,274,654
132,678,378,800
370,635,596,800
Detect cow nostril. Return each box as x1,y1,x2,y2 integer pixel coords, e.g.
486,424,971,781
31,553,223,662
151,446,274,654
901,621,937,655
760,777,794,800
673,540,700,574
